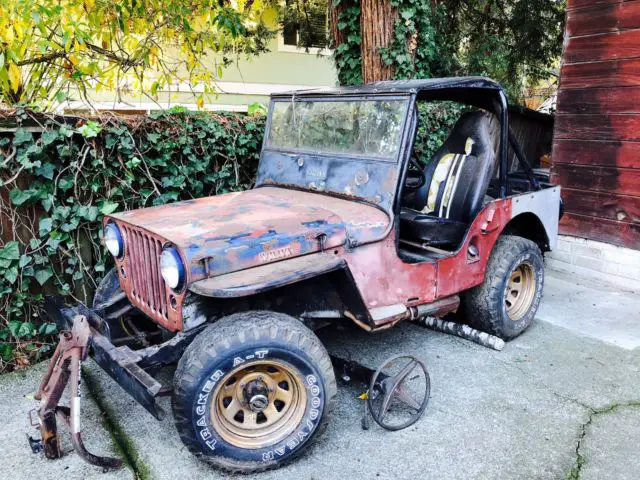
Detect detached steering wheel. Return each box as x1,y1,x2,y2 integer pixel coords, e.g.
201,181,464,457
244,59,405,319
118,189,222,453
404,158,426,190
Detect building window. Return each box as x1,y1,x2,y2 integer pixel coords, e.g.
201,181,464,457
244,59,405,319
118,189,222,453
280,0,329,52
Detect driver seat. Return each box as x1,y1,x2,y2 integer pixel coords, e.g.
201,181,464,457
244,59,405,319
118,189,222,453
400,111,497,248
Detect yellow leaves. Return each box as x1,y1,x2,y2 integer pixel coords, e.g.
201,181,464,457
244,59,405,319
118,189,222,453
123,36,139,52
8,63,21,93
0,0,276,106
13,21,25,39
3,23,15,43
196,95,204,110
192,13,210,32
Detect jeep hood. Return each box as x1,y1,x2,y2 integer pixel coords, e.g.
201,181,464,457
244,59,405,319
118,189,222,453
109,186,389,282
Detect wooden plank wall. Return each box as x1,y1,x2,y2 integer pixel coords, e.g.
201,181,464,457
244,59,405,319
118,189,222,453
552,0,640,249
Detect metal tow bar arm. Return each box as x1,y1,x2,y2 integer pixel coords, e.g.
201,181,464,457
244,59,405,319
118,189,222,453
32,315,122,470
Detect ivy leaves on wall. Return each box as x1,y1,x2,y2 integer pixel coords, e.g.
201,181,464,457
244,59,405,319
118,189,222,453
0,109,265,372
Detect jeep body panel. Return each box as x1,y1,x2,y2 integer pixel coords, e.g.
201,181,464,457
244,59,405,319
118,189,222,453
344,186,560,325
189,252,346,298
109,186,390,280
103,77,560,333
106,186,389,331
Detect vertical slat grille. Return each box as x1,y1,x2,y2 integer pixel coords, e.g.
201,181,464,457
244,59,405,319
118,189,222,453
122,225,169,322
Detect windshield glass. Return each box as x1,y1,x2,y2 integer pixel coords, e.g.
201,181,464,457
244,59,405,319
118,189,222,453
267,98,409,160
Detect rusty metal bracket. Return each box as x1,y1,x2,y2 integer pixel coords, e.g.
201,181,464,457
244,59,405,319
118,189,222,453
32,315,123,470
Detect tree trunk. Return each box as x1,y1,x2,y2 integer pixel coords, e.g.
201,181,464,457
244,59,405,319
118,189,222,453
329,0,350,49
360,0,398,83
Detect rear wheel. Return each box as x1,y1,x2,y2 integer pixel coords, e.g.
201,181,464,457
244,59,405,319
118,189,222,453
464,235,544,340
172,311,336,473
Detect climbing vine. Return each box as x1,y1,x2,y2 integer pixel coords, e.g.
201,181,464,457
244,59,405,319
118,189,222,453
331,0,362,86
330,0,565,103
379,0,457,81
0,108,265,372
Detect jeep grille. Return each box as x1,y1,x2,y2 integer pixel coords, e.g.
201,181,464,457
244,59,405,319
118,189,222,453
120,225,171,325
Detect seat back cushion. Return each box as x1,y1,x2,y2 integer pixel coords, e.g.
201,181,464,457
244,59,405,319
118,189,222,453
405,111,497,221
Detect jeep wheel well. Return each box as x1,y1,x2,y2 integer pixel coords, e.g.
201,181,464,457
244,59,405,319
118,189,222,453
184,268,369,331
501,212,550,252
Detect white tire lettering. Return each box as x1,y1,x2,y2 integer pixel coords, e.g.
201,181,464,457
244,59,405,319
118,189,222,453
233,357,245,366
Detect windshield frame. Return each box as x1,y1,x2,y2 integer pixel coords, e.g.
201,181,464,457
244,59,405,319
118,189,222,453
263,94,412,163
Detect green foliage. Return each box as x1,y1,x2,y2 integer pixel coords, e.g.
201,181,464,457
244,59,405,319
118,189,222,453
0,108,265,372
458,0,565,102
413,102,467,163
332,0,362,86
380,1,457,81
331,0,565,103
0,0,277,107
248,102,268,116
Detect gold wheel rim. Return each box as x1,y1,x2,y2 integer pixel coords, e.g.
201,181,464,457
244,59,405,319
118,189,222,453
210,360,307,449
505,262,537,321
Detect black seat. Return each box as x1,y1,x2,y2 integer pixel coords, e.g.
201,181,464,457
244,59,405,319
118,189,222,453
400,111,497,248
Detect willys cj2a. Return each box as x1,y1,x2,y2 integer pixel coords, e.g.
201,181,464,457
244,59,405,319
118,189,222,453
32,77,561,473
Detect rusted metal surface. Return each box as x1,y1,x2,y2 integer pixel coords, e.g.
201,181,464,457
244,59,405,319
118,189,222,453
344,198,513,311
109,187,389,275
189,251,346,298
101,79,558,331
34,315,122,469
256,139,402,215
108,187,389,330
110,222,185,331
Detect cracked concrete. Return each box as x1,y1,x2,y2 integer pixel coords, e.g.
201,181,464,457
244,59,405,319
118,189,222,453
75,316,639,480
3,268,640,479
568,401,640,480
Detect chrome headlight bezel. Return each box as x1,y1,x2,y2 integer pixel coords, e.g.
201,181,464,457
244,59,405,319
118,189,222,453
104,223,124,258
160,246,185,290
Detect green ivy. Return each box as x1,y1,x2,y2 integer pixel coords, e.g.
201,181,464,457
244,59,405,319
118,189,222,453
0,108,265,372
332,0,362,86
380,1,457,81
414,102,467,163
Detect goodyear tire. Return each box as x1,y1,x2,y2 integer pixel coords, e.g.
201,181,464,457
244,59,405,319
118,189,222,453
172,311,336,473
463,235,544,340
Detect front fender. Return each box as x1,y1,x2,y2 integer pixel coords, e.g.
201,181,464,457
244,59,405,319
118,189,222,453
188,252,345,298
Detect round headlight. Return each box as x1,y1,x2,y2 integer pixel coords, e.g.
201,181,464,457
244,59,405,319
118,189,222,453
160,247,185,290
104,223,124,258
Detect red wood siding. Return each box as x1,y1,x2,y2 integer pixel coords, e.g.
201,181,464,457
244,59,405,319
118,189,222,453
558,87,640,114
567,1,640,36
552,0,640,249
560,58,640,89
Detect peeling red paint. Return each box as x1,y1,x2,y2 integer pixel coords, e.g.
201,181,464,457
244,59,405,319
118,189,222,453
344,198,513,313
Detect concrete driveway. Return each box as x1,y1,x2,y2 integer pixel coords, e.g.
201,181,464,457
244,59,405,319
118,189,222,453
2,270,639,480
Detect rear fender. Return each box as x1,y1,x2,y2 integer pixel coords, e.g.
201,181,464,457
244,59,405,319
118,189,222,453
507,186,561,251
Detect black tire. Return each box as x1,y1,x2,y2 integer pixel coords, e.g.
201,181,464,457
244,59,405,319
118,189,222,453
463,235,544,340
172,311,336,473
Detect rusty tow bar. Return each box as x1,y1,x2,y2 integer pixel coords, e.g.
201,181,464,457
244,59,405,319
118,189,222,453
29,315,122,470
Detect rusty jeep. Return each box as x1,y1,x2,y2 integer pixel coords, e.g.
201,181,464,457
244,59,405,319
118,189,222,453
35,77,561,473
